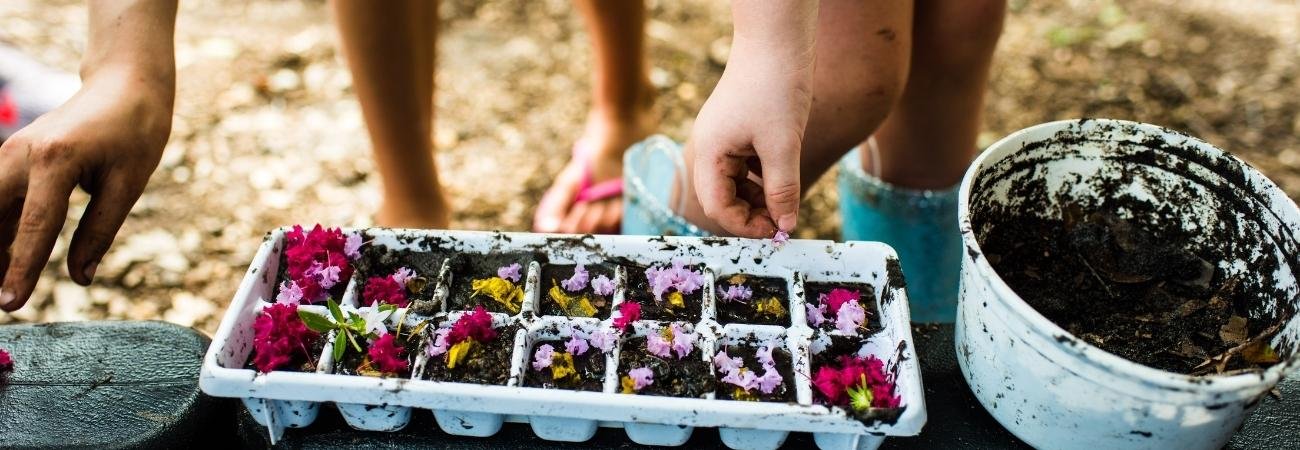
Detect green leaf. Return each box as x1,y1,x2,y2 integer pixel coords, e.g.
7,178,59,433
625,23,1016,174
299,310,336,333
328,298,345,323
353,317,368,335
379,304,397,313
332,331,346,362
346,330,363,352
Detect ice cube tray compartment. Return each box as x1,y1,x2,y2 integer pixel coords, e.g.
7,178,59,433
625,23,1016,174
200,228,926,449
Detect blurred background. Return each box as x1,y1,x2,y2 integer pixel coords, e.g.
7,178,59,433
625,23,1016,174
0,0,1296,334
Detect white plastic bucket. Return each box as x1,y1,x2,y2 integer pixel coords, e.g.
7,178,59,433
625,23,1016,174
956,119,1300,449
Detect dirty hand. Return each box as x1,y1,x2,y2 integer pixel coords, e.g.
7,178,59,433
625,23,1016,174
0,70,173,312
690,13,817,238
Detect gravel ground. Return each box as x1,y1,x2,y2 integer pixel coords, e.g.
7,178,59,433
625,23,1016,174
0,0,1297,335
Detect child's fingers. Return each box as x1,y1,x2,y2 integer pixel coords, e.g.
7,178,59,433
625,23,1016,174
756,134,801,232
695,150,775,238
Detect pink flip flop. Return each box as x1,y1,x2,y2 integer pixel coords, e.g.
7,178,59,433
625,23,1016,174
569,139,623,204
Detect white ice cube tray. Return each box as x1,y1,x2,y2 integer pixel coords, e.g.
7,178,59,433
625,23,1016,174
199,229,926,450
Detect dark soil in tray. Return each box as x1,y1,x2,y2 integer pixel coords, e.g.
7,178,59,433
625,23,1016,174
538,264,615,318
618,336,715,398
624,263,704,323
353,241,448,313
336,330,421,378
805,282,882,332
979,205,1284,374
245,337,327,373
715,341,796,403
421,324,519,385
715,274,790,326
811,333,866,369
522,341,606,392
448,252,540,314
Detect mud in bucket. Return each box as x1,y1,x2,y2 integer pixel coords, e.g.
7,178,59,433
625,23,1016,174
955,119,1300,449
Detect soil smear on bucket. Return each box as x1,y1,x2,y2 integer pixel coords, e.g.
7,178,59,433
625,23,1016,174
618,336,714,398
523,340,606,392
715,274,790,326
980,203,1285,375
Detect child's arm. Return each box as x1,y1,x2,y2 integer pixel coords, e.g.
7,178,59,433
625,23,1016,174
0,0,177,312
690,1,818,238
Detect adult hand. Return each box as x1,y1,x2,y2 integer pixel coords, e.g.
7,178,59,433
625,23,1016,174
690,19,817,238
0,69,173,312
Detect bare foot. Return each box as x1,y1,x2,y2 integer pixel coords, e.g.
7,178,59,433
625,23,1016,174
533,92,658,234
376,189,451,229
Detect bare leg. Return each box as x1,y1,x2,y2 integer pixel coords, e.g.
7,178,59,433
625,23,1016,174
679,0,915,234
332,0,448,228
533,0,656,234
867,0,1006,189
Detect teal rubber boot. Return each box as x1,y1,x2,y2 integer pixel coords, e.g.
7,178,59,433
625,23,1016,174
838,146,961,323
622,135,712,237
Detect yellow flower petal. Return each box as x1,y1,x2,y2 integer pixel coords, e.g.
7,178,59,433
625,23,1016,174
755,296,787,319
549,285,598,317
666,291,685,309
732,387,759,402
621,376,637,394
550,352,577,382
472,277,523,314
446,340,478,369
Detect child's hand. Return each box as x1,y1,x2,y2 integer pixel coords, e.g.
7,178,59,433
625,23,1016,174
690,3,818,238
0,69,173,312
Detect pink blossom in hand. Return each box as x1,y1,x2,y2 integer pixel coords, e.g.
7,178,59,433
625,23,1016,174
427,328,451,357
498,263,522,283
532,344,555,370
588,329,617,353
590,275,615,296
772,230,790,248
628,367,654,390
646,332,673,358
565,335,590,356
835,301,866,334
756,367,784,394
561,264,590,292
669,323,697,359
806,302,827,327
276,281,304,305
721,285,753,303
713,350,743,374
344,232,363,260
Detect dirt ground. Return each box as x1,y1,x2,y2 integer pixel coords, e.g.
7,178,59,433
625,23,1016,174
0,0,1297,335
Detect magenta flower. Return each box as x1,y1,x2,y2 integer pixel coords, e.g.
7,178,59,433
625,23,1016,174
590,275,615,296
367,333,409,374
565,335,590,356
820,288,861,316
588,329,617,353
756,367,784,394
612,301,641,331
344,232,363,260
836,301,866,334
532,344,555,370
276,280,304,305
498,263,522,283
721,285,753,303
669,323,697,359
806,302,827,327
713,350,743,374
561,264,590,292
646,332,673,358
0,348,13,373
628,367,654,390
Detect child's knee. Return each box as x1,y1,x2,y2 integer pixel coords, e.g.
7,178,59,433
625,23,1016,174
919,0,1007,69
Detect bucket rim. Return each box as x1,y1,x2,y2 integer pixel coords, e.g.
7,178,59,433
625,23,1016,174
957,118,1300,395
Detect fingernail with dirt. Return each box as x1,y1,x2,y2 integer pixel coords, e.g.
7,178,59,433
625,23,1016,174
84,261,99,282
